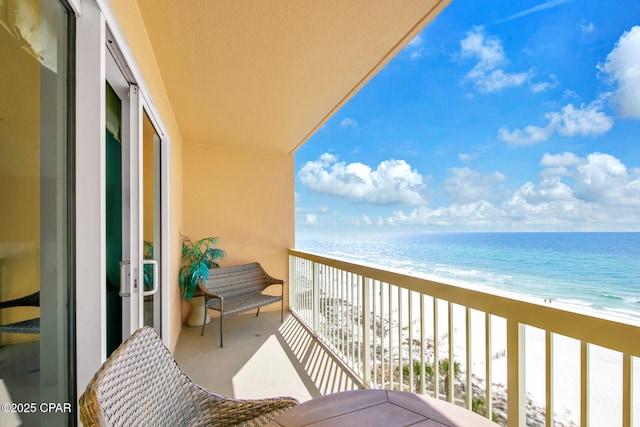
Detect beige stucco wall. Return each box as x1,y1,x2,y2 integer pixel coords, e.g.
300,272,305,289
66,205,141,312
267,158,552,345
182,143,295,319
110,0,184,351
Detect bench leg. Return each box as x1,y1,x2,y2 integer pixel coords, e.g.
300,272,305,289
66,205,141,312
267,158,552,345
256,307,260,317
200,304,207,337
281,300,284,323
220,316,223,347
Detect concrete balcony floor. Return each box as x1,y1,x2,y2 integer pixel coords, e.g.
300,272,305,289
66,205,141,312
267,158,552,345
174,311,359,403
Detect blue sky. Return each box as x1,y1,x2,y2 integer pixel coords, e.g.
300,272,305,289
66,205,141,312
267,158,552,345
295,0,640,237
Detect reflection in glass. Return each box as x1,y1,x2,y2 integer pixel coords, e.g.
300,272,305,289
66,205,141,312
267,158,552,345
0,0,72,425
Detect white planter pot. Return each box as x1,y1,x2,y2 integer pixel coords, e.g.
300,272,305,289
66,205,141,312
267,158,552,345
186,295,211,327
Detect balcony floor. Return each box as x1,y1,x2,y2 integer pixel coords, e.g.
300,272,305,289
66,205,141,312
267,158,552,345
174,311,359,403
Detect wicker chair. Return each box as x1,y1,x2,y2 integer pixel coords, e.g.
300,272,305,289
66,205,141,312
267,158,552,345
0,291,40,334
79,326,298,427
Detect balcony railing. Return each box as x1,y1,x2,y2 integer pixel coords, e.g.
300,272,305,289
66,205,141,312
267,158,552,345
288,249,640,427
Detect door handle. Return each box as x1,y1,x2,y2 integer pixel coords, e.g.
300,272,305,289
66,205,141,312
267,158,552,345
119,260,131,297
142,259,158,296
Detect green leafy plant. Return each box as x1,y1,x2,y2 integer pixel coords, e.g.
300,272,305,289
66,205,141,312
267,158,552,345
403,358,461,397
178,235,226,300
143,240,154,291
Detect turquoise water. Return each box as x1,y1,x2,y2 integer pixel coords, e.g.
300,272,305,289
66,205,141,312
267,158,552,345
296,232,640,324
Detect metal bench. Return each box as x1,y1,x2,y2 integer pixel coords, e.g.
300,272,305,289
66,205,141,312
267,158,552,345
0,291,40,334
198,262,285,347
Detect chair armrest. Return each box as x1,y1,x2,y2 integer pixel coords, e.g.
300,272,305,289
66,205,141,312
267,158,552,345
202,393,299,425
261,279,285,296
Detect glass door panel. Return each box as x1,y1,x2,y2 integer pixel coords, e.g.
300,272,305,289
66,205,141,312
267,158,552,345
106,82,123,355
105,64,143,343
106,56,163,344
0,0,72,425
142,111,162,332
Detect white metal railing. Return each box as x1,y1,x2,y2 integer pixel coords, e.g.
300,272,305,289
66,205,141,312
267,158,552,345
288,249,640,427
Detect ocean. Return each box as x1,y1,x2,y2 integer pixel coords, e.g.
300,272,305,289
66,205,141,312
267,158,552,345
296,232,640,325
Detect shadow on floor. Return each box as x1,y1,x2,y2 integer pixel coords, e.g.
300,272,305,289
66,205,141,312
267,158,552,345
174,311,360,403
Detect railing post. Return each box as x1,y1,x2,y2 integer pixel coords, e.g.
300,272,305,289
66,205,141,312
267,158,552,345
623,353,633,427
434,298,439,400
448,301,454,403
485,313,493,420
313,262,320,336
288,255,294,313
399,287,404,390
466,307,472,411
507,320,526,427
362,276,372,387
546,331,554,427
409,291,414,393
420,294,426,394
372,280,378,388
581,341,590,427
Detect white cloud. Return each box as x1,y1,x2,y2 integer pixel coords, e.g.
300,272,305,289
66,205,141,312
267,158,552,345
540,152,583,167
304,214,317,225
385,152,640,230
406,35,425,59
540,152,583,176
386,201,507,227
498,125,552,146
498,101,614,145
537,152,640,207
408,35,424,48
573,153,640,206
563,89,579,100
444,168,506,203
460,26,534,93
581,22,596,34
458,153,479,162
547,102,614,136
340,117,358,128
361,215,384,227
515,177,575,204
599,26,640,119
497,0,575,23
531,74,559,93
298,153,427,205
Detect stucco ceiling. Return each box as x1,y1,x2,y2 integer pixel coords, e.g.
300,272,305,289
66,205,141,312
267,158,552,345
135,0,450,155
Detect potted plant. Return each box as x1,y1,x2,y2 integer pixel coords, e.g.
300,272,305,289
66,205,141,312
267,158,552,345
179,235,226,326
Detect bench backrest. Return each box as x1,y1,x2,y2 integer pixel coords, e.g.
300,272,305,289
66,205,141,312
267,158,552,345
205,262,274,298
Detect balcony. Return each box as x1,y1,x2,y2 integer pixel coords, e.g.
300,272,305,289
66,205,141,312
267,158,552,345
176,250,640,427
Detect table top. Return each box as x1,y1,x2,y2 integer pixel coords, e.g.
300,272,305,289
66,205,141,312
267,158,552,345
267,389,499,427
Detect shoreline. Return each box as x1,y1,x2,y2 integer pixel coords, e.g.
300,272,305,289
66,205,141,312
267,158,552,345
350,256,640,328
299,232,640,328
